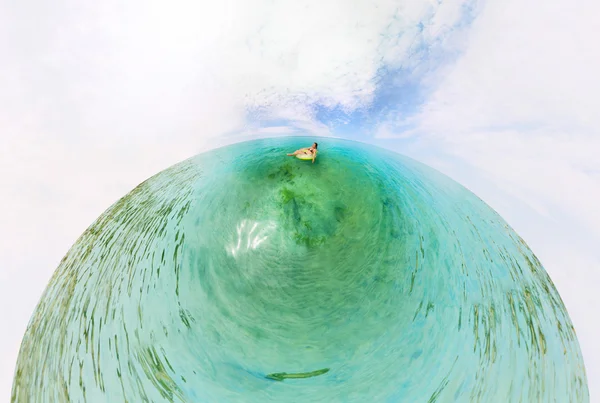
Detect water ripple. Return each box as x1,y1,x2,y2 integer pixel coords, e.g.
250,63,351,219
12,137,588,402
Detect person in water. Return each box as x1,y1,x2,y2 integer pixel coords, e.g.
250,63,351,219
287,142,318,163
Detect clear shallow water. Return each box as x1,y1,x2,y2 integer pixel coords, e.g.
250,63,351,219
13,137,588,402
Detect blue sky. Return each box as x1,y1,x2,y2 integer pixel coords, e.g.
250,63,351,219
1,0,599,399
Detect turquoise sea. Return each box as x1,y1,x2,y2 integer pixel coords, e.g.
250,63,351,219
12,137,588,402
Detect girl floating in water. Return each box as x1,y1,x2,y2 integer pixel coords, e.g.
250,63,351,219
287,142,318,163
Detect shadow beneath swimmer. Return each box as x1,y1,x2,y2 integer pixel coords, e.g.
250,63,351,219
265,368,330,382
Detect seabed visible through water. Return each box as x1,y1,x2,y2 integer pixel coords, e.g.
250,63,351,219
12,137,589,402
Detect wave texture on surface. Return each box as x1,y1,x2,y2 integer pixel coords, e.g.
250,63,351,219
12,137,589,402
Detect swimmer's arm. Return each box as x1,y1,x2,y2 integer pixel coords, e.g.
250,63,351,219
312,150,316,163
